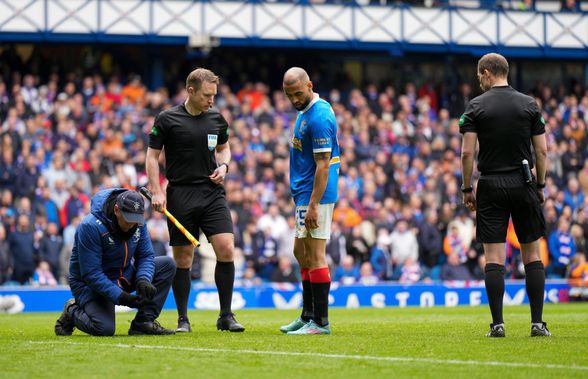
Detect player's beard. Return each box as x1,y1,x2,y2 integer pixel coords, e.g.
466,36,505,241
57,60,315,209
294,95,312,111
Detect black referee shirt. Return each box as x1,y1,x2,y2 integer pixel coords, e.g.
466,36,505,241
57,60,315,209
459,86,545,174
148,104,229,185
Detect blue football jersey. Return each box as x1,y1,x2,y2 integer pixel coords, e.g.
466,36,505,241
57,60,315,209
290,95,340,206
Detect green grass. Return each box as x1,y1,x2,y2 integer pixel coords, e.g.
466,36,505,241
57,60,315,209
1,304,587,379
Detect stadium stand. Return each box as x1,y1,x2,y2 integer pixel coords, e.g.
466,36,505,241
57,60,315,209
0,48,586,288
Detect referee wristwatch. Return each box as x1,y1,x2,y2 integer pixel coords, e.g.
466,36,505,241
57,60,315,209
461,185,473,193
536,182,546,189
219,162,229,173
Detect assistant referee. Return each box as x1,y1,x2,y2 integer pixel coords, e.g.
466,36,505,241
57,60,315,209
460,53,550,338
146,68,244,332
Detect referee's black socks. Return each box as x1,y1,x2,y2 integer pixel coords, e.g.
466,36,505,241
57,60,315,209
524,261,545,324
484,263,505,326
215,261,235,316
173,268,191,320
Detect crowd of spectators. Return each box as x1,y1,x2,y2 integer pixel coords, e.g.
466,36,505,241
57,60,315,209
0,66,587,288
266,0,582,12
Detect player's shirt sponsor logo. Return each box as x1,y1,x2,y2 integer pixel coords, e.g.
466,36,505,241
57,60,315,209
292,137,302,151
207,134,218,151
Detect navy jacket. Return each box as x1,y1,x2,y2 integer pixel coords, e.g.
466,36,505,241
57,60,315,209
39,234,63,272
69,188,154,306
8,231,36,274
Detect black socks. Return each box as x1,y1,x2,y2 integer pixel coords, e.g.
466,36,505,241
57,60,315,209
172,268,191,319
215,261,235,316
484,263,505,326
524,260,545,324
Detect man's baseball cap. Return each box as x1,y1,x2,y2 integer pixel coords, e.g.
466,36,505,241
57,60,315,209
116,191,145,225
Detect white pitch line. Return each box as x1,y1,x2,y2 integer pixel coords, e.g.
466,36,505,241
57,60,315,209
29,341,588,371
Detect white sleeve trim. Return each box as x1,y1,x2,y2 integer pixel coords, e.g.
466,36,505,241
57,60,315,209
313,148,332,153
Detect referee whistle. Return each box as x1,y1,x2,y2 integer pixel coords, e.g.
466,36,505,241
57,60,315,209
522,159,533,184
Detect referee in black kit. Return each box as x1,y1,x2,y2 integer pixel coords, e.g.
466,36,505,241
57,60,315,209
146,68,244,332
460,53,551,338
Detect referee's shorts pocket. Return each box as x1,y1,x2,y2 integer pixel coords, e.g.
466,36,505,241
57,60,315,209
475,177,509,243
165,186,198,246
510,185,545,243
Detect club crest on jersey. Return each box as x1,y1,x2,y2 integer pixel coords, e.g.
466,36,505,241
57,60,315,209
299,120,307,135
133,229,140,243
207,134,218,151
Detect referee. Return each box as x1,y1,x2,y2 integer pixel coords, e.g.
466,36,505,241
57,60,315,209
460,53,550,337
146,68,244,332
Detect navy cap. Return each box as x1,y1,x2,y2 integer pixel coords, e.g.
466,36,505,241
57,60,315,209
116,191,145,225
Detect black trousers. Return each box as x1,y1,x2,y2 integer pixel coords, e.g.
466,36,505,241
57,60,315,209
71,256,176,336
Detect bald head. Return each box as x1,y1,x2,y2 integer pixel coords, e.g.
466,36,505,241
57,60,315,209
283,67,314,111
283,67,309,86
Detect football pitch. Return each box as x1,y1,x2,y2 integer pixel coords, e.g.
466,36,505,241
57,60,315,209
1,304,587,379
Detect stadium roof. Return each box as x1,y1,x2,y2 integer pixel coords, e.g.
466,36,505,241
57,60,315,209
0,0,586,58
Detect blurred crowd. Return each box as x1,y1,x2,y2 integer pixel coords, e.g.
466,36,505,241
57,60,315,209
0,68,587,289
267,0,582,12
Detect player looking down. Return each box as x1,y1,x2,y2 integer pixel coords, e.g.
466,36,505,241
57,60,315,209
280,67,340,335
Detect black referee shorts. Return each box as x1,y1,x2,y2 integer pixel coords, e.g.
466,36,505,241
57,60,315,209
476,172,545,244
166,183,233,246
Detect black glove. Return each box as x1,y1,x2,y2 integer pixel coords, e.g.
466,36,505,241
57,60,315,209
118,291,146,309
136,279,157,300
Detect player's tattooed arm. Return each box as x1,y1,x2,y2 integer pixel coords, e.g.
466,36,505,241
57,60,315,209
306,152,331,230
313,152,331,165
